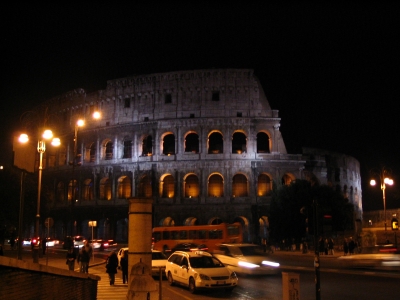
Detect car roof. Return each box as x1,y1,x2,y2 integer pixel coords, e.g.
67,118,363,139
218,243,259,247
172,250,212,258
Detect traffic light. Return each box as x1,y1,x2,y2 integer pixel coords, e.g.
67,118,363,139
391,218,399,230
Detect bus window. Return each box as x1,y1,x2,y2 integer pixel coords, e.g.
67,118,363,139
171,230,179,240
209,229,223,239
227,225,240,236
153,231,161,242
163,231,171,240
198,230,207,239
189,230,197,239
179,230,187,239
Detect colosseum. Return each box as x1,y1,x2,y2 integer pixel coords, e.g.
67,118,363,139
21,69,362,243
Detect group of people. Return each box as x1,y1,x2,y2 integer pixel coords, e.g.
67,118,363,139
318,237,335,255
65,241,129,286
65,241,93,273
106,249,128,285
343,237,358,255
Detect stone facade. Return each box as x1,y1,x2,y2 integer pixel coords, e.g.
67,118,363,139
24,69,362,243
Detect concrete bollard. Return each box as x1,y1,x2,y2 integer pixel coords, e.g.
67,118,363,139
126,198,158,300
282,272,300,300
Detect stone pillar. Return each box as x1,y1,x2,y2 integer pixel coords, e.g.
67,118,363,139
127,197,158,299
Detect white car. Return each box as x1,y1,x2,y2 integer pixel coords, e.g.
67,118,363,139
213,244,280,275
165,250,238,293
117,248,168,276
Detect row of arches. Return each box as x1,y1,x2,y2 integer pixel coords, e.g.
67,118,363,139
78,130,271,162
54,172,296,203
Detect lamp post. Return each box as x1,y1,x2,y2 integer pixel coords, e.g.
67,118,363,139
370,167,394,239
19,130,60,263
69,118,84,236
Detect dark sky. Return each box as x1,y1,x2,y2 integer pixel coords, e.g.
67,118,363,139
2,2,399,210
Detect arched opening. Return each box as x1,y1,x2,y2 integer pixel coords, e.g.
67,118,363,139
257,132,270,153
232,132,247,154
68,179,78,202
185,132,199,153
160,217,175,226
142,135,153,156
208,217,223,225
89,143,96,162
232,174,248,197
117,176,131,199
83,179,93,201
208,131,223,154
208,174,224,197
160,174,175,198
123,140,132,158
105,141,113,160
184,217,199,226
99,177,112,200
138,175,152,197
258,173,272,196
162,134,175,155
184,174,199,198
282,173,295,186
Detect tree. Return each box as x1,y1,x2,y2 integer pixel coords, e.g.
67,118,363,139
269,180,353,243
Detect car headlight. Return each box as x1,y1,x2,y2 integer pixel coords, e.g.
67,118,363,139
199,274,211,280
238,261,260,268
230,272,238,279
262,261,280,267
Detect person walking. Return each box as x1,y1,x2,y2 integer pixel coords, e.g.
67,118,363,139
348,237,356,255
106,251,119,285
328,238,334,255
0,244,4,256
84,241,93,273
77,246,90,273
343,238,349,256
66,247,77,271
120,250,128,284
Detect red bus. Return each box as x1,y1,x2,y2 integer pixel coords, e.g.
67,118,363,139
152,222,242,253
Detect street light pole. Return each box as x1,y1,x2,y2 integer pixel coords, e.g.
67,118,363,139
370,167,394,241
19,130,60,263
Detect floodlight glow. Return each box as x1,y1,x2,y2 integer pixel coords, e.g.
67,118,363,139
42,130,53,140
19,133,29,143
370,179,376,186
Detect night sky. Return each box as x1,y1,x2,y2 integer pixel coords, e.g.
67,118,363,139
2,2,399,210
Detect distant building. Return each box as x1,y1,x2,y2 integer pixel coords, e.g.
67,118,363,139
24,69,362,242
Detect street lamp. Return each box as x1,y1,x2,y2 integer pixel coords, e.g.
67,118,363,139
370,167,394,236
19,129,60,263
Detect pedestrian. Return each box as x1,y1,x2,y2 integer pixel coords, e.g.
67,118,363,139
77,246,90,273
343,238,349,256
66,246,77,271
0,244,4,256
10,237,15,250
328,238,334,255
84,241,93,273
348,237,355,255
120,250,128,284
106,251,119,285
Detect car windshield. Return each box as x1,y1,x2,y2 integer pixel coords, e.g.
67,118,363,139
152,252,167,260
189,256,224,268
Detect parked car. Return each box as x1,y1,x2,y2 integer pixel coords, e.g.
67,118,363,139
45,238,60,247
23,238,32,246
90,239,118,251
213,244,280,275
165,250,238,293
63,236,87,249
117,248,169,276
